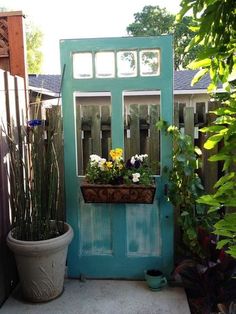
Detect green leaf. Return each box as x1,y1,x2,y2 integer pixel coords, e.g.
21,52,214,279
207,82,217,92
223,199,236,207
214,229,234,238
186,34,203,51
188,26,200,32
214,214,236,232
187,228,197,240
200,125,225,133
216,239,230,249
191,68,209,86
214,181,235,197
176,154,187,162
213,107,236,115
213,173,235,188
208,153,229,162
204,134,224,149
156,120,168,131
181,211,189,216
176,6,191,22
215,115,236,125
228,68,236,82
218,61,225,76
188,58,211,69
223,159,231,171
208,205,221,213
223,81,231,92
197,195,220,206
226,247,236,258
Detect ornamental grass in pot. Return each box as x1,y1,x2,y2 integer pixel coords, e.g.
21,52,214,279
81,148,156,203
5,107,73,302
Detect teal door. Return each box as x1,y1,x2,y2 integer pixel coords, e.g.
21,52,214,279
60,36,173,279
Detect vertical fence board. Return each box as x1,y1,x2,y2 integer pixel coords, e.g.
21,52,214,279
76,104,83,175
82,105,92,172
124,106,130,159
14,77,23,159
129,104,140,156
79,103,112,174
91,105,101,156
149,105,160,174
101,105,111,160
174,103,179,129
184,107,194,141
201,103,219,194
0,70,22,306
139,104,148,155
3,72,11,136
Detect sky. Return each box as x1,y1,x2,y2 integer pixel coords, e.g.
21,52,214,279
2,0,181,74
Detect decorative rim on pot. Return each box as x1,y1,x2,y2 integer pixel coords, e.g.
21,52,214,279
7,222,74,255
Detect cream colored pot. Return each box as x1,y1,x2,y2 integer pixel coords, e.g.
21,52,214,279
7,222,73,302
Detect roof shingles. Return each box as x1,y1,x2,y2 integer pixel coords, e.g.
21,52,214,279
28,70,212,94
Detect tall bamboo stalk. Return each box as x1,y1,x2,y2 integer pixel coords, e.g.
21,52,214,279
4,105,64,241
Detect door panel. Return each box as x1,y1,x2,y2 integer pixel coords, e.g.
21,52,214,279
80,204,112,256
126,203,160,257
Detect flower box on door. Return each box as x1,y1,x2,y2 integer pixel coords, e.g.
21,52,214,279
81,182,156,204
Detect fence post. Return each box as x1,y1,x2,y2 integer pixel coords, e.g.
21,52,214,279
174,103,179,129
184,107,194,141
201,102,219,194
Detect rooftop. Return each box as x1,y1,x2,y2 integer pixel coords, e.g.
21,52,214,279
28,70,213,96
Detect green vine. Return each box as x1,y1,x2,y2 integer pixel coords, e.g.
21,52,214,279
157,120,215,259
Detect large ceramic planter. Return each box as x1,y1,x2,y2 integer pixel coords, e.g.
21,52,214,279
81,182,156,204
7,222,73,303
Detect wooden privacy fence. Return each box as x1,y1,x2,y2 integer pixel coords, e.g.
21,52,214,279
76,102,160,175
0,69,64,306
175,103,219,194
0,69,26,306
75,98,219,193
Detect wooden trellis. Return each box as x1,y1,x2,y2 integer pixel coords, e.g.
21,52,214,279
0,17,9,57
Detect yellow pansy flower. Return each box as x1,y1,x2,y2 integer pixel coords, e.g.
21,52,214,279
110,148,123,160
106,161,113,168
117,163,124,170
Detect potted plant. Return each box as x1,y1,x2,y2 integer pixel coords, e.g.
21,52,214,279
174,233,236,313
81,148,156,203
5,107,73,303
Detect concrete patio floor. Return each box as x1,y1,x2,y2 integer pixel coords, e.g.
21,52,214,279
1,279,191,314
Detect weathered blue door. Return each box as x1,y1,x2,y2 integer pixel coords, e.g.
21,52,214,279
60,36,173,279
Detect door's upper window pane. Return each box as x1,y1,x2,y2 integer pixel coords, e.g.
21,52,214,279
73,53,93,79
95,52,115,78
117,51,137,77
124,92,161,175
75,92,112,176
140,50,160,76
